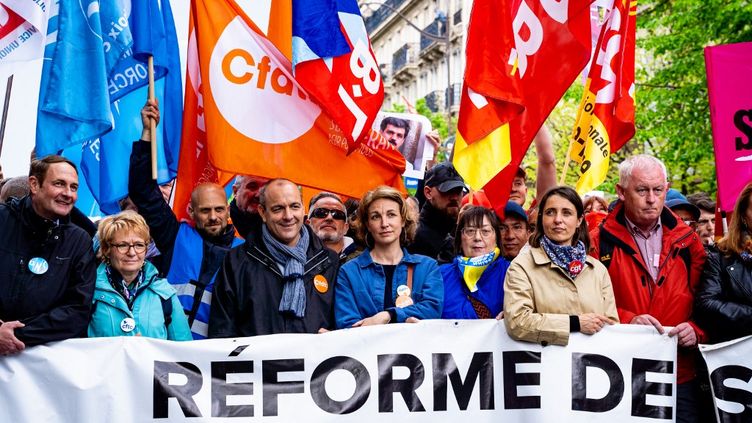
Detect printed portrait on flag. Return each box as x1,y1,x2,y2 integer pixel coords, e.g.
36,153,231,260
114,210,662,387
372,112,434,180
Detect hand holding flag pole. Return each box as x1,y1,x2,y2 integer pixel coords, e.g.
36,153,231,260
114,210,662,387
148,56,158,180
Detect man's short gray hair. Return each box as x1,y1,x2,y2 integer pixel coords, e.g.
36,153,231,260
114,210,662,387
618,154,668,188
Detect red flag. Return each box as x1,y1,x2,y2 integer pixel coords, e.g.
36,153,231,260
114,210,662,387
454,0,593,214
292,0,384,154
568,0,636,194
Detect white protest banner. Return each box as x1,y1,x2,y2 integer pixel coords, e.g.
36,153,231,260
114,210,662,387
0,320,677,422
700,335,752,423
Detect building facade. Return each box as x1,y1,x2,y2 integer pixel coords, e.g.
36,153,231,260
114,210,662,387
360,0,471,115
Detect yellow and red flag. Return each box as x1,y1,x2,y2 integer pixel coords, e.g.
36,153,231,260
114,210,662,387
568,0,636,194
173,0,404,221
454,0,594,214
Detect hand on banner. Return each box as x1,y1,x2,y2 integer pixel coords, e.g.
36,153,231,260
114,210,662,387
352,311,391,327
579,313,613,335
0,321,25,355
317,328,330,334
495,311,504,320
140,99,161,142
668,322,698,347
630,314,665,334
405,317,420,324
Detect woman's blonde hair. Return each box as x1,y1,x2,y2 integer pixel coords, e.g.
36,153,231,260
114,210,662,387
357,186,416,247
717,182,752,256
97,210,151,261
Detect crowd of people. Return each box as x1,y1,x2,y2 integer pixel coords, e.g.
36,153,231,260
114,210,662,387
1,102,749,423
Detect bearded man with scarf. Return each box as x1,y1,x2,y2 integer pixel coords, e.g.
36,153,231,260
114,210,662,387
209,179,338,337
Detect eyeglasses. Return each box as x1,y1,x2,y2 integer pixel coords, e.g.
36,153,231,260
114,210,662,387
113,242,147,254
310,208,347,221
461,227,495,238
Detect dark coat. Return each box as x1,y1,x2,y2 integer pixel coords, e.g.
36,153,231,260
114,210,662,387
696,248,752,343
129,141,237,277
209,225,339,337
408,201,456,261
0,196,96,346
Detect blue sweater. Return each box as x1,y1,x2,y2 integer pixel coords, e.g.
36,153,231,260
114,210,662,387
335,248,443,329
440,256,509,319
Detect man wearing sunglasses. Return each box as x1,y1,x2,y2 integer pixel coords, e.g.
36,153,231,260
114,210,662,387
307,192,362,264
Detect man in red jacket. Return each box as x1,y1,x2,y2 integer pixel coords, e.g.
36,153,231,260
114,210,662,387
589,154,707,423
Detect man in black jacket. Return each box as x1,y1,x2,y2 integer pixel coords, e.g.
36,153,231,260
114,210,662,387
209,179,338,337
130,100,243,339
408,162,465,261
0,156,96,354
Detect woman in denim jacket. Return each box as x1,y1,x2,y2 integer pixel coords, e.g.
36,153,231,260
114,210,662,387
335,186,443,328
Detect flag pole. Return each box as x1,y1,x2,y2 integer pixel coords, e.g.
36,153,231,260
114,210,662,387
0,75,14,158
148,56,157,180
559,140,574,185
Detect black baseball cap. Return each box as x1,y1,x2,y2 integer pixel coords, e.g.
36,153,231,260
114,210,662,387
424,162,465,193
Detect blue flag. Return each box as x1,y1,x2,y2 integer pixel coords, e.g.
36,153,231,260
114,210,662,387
40,0,182,214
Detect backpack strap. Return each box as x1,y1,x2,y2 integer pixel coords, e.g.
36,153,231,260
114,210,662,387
161,297,173,329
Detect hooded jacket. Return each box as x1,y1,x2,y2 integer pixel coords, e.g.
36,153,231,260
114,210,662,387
88,261,192,340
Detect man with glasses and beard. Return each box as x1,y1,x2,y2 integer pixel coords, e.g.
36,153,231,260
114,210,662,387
307,192,362,264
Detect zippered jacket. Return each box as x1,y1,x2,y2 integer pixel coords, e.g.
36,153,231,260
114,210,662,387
589,203,707,384
0,196,96,346
208,225,338,337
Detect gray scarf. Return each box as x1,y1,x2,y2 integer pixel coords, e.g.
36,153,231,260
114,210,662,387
262,224,310,317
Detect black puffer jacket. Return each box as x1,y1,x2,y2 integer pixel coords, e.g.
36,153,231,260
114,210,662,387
208,225,339,337
696,247,752,343
0,196,96,346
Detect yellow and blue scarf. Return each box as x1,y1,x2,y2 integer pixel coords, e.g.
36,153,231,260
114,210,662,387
457,248,500,292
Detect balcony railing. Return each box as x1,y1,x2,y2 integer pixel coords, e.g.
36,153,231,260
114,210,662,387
419,18,446,52
424,90,443,113
445,83,461,109
392,43,418,75
363,0,407,34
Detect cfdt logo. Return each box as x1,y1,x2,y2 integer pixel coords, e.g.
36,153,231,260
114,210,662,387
209,17,320,144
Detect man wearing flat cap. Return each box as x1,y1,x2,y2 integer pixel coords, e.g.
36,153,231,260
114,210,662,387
409,162,465,260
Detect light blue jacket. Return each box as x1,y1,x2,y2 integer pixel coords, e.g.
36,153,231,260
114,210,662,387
88,262,192,341
335,248,443,329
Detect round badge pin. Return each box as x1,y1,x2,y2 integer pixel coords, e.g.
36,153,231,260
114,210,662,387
569,260,584,275
120,318,136,333
313,274,329,293
395,296,414,308
28,257,49,275
396,284,411,297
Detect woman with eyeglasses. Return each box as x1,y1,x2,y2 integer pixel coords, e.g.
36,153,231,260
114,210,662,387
696,183,752,343
504,186,618,345
335,186,443,328
88,211,191,340
440,206,510,319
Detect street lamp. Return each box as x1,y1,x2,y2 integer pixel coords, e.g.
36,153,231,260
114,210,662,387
361,1,454,134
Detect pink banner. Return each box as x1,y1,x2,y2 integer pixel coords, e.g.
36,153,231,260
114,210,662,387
705,42,752,212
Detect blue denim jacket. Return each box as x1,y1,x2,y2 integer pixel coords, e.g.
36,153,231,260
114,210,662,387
335,248,443,328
